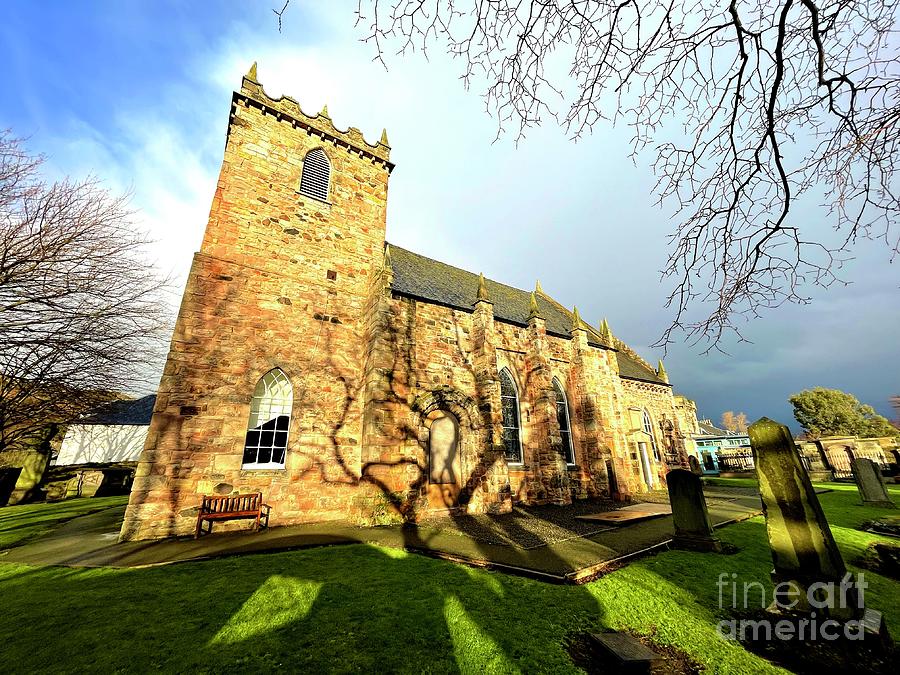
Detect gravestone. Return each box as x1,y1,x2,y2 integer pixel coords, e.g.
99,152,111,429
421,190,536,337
79,470,106,498
852,458,895,509
688,455,702,475
749,417,889,639
666,469,722,552
589,632,662,673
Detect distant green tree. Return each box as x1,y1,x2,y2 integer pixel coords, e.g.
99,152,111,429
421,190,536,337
789,388,899,439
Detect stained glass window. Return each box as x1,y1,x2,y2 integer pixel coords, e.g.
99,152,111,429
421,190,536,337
553,378,575,464
243,369,293,469
499,368,522,464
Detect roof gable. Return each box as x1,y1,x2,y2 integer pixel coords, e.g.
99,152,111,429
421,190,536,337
81,394,157,426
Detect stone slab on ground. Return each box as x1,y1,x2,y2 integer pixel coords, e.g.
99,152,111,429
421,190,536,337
421,501,619,548
574,510,669,526
702,492,740,500
589,632,663,671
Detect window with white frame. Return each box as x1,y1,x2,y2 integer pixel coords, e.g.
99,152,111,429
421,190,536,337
553,378,575,465
242,369,293,469
298,148,331,201
642,409,661,461
499,368,523,464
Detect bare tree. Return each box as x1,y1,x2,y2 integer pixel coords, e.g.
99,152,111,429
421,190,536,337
721,410,736,431
0,131,169,456
721,410,750,432
274,1,900,349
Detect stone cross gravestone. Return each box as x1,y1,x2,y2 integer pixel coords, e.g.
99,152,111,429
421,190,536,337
852,458,895,509
666,469,723,552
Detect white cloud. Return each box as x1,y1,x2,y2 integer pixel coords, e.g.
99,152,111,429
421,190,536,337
20,3,898,414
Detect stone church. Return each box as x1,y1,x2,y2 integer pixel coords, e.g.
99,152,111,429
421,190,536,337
120,65,692,541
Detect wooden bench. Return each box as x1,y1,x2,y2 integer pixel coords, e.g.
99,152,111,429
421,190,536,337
195,492,270,538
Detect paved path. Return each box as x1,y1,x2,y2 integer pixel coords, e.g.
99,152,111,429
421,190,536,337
1,491,763,582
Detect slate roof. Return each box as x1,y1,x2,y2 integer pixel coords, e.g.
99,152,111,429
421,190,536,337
696,419,746,438
387,244,667,386
81,394,157,426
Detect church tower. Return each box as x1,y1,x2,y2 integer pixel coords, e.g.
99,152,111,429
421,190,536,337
120,65,393,540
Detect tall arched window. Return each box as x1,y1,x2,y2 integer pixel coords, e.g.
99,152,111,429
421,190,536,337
499,368,522,464
553,378,575,465
642,409,660,462
298,148,331,201
243,369,293,469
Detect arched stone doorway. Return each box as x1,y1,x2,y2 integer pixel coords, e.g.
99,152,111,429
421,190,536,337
411,386,509,515
429,410,460,485
425,409,462,510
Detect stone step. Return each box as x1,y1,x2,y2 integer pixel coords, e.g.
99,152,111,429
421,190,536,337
574,509,669,526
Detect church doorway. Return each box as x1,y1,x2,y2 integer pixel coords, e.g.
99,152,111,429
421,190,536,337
427,410,461,510
638,442,655,490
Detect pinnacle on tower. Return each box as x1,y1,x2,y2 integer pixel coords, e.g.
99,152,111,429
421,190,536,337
246,62,258,82
535,279,544,294
571,306,583,331
657,359,669,384
476,273,490,302
319,104,330,118
528,291,541,320
380,128,390,147
599,318,611,342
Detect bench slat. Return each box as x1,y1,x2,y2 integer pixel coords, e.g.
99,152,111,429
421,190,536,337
196,492,266,538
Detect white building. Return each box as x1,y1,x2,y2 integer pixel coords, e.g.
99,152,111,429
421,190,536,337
53,395,155,466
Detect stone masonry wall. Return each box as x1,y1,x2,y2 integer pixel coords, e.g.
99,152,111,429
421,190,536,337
619,379,687,490
358,286,639,513
121,71,684,540
120,76,391,540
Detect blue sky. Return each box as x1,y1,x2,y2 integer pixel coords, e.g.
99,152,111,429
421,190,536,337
2,1,897,429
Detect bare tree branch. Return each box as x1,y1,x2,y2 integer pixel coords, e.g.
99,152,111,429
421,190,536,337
333,0,900,350
0,131,170,455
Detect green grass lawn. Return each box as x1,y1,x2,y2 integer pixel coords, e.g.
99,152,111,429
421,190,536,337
0,496,129,549
0,488,896,673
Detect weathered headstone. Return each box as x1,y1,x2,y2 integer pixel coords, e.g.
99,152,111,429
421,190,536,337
852,458,895,509
666,468,722,552
688,455,702,475
749,417,888,638
79,470,106,498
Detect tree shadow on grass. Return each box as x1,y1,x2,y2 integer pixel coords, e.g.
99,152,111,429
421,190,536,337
0,543,606,673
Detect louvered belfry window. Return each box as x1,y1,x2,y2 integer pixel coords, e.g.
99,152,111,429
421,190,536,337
299,148,331,201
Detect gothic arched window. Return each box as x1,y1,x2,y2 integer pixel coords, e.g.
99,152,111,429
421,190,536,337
299,148,331,201
499,368,523,464
242,369,293,469
642,409,660,462
553,378,575,465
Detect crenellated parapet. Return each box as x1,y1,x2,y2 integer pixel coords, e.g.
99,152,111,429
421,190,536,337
234,63,393,170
